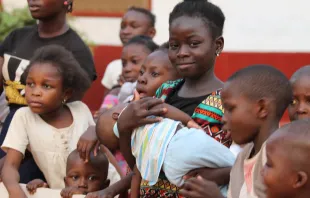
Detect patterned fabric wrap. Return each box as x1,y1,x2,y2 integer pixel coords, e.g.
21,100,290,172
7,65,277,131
140,172,184,198
155,79,231,147
132,119,180,186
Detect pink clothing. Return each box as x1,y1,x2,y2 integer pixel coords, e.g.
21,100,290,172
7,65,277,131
100,94,119,109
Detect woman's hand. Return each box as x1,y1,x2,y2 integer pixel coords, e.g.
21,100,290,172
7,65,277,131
26,179,48,194
77,125,100,162
117,97,166,135
180,176,224,198
183,167,231,186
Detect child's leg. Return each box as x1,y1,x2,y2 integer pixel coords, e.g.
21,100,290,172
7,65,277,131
130,165,141,198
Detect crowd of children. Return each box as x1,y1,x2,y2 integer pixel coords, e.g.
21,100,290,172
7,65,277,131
0,0,310,198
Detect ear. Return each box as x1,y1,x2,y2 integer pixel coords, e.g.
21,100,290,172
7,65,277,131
147,27,156,38
256,98,269,119
112,112,120,120
215,36,224,56
63,88,73,102
293,171,308,189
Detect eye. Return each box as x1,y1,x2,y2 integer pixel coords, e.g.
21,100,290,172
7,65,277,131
151,72,159,77
132,59,138,65
43,84,52,89
189,41,201,48
290,99,298,105
26,82,35,87
139,70,144,76
169,42,179,50
88,176,97,181
71,176,78,181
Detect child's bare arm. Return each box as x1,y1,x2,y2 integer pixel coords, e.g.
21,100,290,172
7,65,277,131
131,166,142,198
26,179,48,194
2,149,27,198
159,103,194,126
86,173,133,198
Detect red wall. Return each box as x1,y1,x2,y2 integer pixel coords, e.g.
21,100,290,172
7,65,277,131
83,45,310,122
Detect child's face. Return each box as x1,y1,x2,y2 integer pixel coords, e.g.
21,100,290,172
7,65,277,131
25,63,69,115
65,156,109,194
288,75,310,121
168,16,221,79
27,0,65,20
119,10,154,44
221,81,260,145
263,139,297,198
136,50,177,98
121,44,151,83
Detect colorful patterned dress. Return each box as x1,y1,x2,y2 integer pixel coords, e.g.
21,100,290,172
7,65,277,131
140,79,232,197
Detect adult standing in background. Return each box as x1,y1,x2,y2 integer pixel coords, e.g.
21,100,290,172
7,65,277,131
0,0,96,183
101,7,156,95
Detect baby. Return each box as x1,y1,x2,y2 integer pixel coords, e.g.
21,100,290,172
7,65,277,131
262,119,310,198
98,97,235,195
26,149,110,198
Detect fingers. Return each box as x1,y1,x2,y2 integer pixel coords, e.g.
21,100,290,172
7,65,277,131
187,120,202,129
133,89,140,101
183,169,198,180
94,141,100,156
61,188,73,198
139,97,164,110
85,142,93,163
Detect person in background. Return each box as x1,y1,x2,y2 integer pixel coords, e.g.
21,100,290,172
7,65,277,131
179,65,292,198
262,119,310,198
288,65,310,121
101,7,156,96
0,0,96,183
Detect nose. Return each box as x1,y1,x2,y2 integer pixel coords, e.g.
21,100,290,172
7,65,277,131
177,45,190,59
31,87,42,97
121,26,132,35
78,178,88,189
297,102,308,115
137,73,147,85
123,63,133,74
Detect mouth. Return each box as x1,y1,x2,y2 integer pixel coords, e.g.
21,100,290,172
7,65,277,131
28,101,43,108
123,76,136,83
176,62,196,70
120,36,131,43
28,5,40,12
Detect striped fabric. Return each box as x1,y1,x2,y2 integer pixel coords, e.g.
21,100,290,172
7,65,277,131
156,80,231,147
131,118,180,186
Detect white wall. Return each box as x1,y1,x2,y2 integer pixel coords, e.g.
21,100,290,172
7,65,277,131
3,0,310,52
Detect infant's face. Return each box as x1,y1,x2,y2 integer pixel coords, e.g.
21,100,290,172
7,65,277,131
64,157,108,193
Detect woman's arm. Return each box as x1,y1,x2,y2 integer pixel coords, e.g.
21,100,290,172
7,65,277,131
2,149,27,197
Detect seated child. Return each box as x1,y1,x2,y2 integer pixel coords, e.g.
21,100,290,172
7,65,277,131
0,45,94,197
288,65,310,121
26,149,110,198
262,119,310,198
179,65,293,198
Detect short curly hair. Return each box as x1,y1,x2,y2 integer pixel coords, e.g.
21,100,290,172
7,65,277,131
169,0,225,39
25,44,91,101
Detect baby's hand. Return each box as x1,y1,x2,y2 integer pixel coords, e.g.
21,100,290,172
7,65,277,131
26,179,48,194
180,176,224,198
61,187,87,198
187,120,202,129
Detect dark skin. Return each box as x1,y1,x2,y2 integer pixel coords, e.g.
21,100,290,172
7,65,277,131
0,0,71,96
117,15,229,189
2,63,73,198
103,9,156,95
